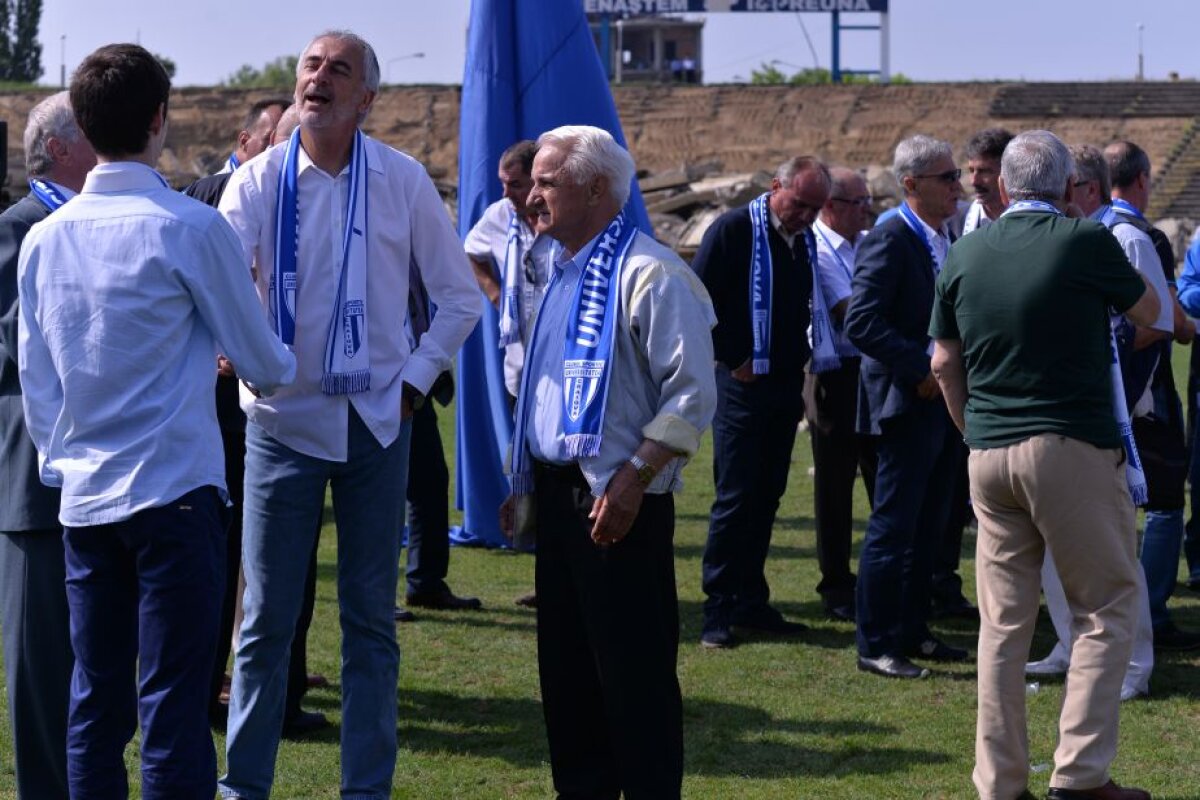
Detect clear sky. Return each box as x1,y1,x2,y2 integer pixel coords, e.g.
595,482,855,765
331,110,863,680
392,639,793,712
38,0,1198,89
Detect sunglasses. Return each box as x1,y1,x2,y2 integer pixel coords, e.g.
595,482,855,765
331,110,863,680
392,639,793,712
913,169,962,184
523,251,537,284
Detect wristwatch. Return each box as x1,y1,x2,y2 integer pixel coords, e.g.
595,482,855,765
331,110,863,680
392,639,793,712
627,454,657,486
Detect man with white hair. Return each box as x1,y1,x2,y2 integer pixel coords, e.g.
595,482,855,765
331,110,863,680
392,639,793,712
931,129,1156,800
217,30,480,799
0,89,94,800
846,134,968,679
500,124,716,799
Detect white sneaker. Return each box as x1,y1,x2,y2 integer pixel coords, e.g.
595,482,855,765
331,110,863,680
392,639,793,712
1025,654,1069,676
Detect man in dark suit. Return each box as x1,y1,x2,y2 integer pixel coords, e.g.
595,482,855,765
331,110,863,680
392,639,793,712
0,91,95,800
695,156,830,649
845,134,968,678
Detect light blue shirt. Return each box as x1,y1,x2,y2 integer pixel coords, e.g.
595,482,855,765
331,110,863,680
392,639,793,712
18,161,296,526
521,227,718,495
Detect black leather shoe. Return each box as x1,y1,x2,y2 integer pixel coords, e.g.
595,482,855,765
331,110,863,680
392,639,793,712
1046,779,1151,799
1153,621,1200,651
700,627,738,649
906,637,970,663
824,603,856,622
932,598,980,620
393,605,416,623
406,590,483,611
856,654,930,679
514,592,538,608
282,709,330,739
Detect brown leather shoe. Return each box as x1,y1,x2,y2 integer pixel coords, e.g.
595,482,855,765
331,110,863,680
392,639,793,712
1046,779,1151,799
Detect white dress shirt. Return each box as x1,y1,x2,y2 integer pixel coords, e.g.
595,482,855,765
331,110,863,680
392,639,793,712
522,228,717,495
464,197,557,397
219,134,481,461
1110,208,1174,334
18,162,296,526
811,217,864,356
961,199,997,236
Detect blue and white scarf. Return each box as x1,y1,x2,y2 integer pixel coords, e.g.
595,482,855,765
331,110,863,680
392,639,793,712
1003,199,1148,504
509,211,638,494
747,193,838,373
897,201,947,274
273,127,372,395
498,209,523,347
226,152,240,173
1111,197,1145,222
27,178,69,212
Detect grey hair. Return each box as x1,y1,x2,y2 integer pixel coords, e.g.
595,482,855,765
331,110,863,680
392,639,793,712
536,125,636,207
1069,144,1111,199
774,155,831,188
1001,130,1074,202
893,134,954,188
828,165,865,197
298,30,381,93
24,91,81,177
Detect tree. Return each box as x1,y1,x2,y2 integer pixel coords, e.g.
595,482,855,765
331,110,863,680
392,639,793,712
7,0,41,82
154,53,177,80
748,62,911,86
222,55,298,90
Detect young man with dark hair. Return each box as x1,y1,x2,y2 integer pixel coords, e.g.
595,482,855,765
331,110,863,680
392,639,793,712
18,43,295,798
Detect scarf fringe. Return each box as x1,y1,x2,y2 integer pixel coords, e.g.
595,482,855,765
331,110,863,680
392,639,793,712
810,354,843,375
321,370,371,396
564,434,602,459
1129,484,1148,507
510,471,535,496
752,358,770,374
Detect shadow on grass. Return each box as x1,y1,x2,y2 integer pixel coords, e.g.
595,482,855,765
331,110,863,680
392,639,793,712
395,688,950,778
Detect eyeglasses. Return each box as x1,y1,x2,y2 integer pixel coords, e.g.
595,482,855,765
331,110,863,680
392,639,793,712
830,196,873,208
913,169,962,184
1072,179,1094,188
523,251,537,284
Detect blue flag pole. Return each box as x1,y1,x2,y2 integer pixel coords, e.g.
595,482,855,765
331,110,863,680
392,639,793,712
453,0,652,547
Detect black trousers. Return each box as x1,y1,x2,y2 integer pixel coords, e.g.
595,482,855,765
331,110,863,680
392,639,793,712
405,401,451,596
701,368,804,630
534,463,683,800
931,448,971,609
804,361,877,610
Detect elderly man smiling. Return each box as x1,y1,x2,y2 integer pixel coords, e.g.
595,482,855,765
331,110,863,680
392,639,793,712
501,125,716,799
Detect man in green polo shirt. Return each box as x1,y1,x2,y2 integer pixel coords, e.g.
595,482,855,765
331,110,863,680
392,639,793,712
929,130,1158,800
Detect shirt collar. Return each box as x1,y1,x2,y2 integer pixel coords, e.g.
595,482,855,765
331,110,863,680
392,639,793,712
82,162,169,194
295,131,384,178
556,224,610,274
814,217,862,251
768,207,798,246
914,209,948,242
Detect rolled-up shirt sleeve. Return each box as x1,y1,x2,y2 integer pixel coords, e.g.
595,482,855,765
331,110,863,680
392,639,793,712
401,173,483,394
628,259,717,456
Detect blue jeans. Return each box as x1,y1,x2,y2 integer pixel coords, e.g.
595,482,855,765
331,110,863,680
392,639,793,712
220,409,411,800
1141,509,1184,629
64,487,226,800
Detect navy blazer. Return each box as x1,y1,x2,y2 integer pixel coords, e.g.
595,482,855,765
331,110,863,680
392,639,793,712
0,194,61,531
844,213,943,435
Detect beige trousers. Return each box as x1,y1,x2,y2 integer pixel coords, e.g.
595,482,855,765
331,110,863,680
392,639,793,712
969,434,1139,800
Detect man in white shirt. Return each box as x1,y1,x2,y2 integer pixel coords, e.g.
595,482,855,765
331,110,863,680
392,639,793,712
961,128,1013,235
216,30,480,800
18,45,296,799
805,166,876,622
500,124,716,800
464,139,557,399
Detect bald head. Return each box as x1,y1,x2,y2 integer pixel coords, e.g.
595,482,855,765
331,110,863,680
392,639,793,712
820,166,870,240
271,105,301,146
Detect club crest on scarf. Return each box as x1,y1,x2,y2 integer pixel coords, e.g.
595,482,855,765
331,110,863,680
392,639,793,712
343,299,365,358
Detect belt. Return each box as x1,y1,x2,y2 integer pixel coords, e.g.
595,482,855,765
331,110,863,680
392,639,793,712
532,459,590,491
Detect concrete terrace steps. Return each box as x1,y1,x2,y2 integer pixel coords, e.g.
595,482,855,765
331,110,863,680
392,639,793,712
990,82,1200,118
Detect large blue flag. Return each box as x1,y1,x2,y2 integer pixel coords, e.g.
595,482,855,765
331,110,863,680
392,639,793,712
453,0,651,547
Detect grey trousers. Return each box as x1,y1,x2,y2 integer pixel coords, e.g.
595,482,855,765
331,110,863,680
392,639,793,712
1,530,73,799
